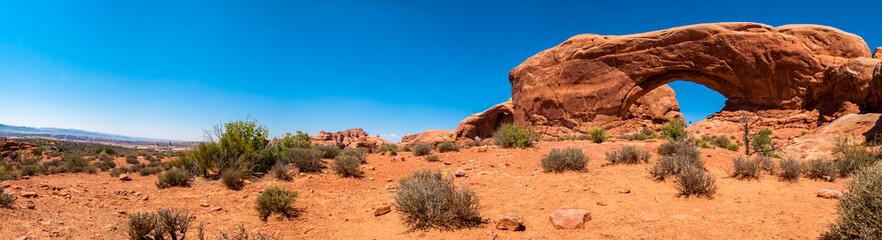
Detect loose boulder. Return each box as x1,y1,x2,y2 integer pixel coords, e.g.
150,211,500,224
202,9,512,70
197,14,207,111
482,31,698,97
549,209,591,229
496,212,525,231
817,189,844,199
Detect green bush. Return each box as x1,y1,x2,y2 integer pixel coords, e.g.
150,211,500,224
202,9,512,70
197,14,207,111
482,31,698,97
702,135,733,149
493,123,537,148
541,147,588,173
778,158,802,182
750,128,774,156
156,168,193,189
0,167,13,181
805,159,838,182
730,155,761,180
332,154,363,178
621,132,649,141
657,140,701,159
61,154,97,174
661,119,688,141
424,154,440,162
287,148,323,173
126,155,140,164
139,167,163,176
605,145,650,165
221,168,247,190
675,166,717,198
341,148,366,163
694,138,714,149
377,144,398,153
412,144,432,156
589,127,609,143
249,147,285,174
95,158,117,171
127,208,195,240
393,170,482,230
165,155,198,175
314,145,341,159
0,187,14,208
255,186,298,221
832,136,878,177
19,164,45,177
726,143,740,151
464,140,485,147
93,146,116,155
98,152,114,162
275,131,312,150
822,163,882,239
110,167,132,177
269,163,291,181
436,142,459,153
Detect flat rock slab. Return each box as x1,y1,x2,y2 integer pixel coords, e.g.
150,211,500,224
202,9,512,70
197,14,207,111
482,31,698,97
549,209,591,229
817,189,844,199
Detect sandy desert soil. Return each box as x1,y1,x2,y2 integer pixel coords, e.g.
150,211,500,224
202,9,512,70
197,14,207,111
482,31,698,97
0,139,844,240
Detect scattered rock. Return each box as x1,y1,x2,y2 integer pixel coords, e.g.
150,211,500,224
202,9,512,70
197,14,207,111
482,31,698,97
118,174,131,181
495,212,524,231
549,209,591,229
642,214,662,222
393,156,404,162
369,177,375,181
817,189,844,199
199,202,210,207
25,202,36,209
454,169,467,177
596,201,607,206
374,205,391,216
618,188,631,194
211,207,223,212
20,192,38,198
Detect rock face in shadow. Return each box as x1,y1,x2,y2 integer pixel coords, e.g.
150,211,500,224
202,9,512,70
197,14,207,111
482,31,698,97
454,99,514,140
508,22,882,136
311,128,390,153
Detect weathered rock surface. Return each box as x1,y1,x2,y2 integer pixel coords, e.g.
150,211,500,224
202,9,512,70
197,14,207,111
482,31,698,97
508,22,881,137
453,99,514,140
549,209,591,229
783,113,882,160
311,128,390,153
817,189,844,199
874,47,882,59
496,212,524,230
0,137,38,159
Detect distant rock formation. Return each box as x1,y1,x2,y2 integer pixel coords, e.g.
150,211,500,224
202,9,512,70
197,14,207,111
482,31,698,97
0,137,37,159
311,128,390,152
398,130,456,146
507,22,881,136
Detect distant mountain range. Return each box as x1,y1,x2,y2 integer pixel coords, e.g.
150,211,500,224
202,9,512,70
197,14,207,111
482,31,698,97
0,123,197,151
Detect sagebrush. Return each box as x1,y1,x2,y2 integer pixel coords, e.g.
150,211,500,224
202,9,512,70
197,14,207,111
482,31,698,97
393,170,482,231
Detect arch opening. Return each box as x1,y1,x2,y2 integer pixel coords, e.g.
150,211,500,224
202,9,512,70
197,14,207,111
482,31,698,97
623,71,730,126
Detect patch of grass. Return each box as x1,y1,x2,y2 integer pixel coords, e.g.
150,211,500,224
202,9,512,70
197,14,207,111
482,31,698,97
424,154,440,162
694,138,714,149
605,145,650,165
287,148,323,173
589,127,609,143
778,158,802,182
805,159,838,182
675,166,717,198
221,168,247,190
541,147,588,173
436,142,459,153
493,123,537,148
332,154,363,178
156,168,193,189
822,163,882,239
341,148,366,163
393,170,482,231
412,144,432,156
255,186,298,221
0,187,15,208
314,145,341,159
270,163,292,181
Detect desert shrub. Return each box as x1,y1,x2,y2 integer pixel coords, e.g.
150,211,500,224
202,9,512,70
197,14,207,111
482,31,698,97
127,208,194,240
130,163,146,173
589,127,609,143
249,147,285,174
0,187,14,208
221,168,247,190
377,144,398,153
703,135,733,149
661,119,688,141
255,186,298,221
649,142,705,181
98,152,113,162
424,154,440,162
675,166,717,198
110,167,132,177
314,145,341,159
0,167,13,181
93,146,116,155
605,145,650,165
657,140,701,159
42,159,62,169
269,163,292,181
730,155,761,180
758,154,776,174
464,139,484,147
61,154,97,174
832,136,878,177
287,148,323,173
156,168,193,189
144,155,155,163
341,148,366,163
436,142,459,153
126,155,140,164
184,142,224,177
412,144,432,156
694,138,714,149
211,225,273,240
822,163,882,239
621,132,649,141
165,155,198,175
778,158,802,182
493,123,537,148
726,143,740,151
274,131,312,150
805,159,838,182
19,164,45,176
541,147,588,173
332,154,363,178
139,167,163,176
393,170,482,230
750,128,775,156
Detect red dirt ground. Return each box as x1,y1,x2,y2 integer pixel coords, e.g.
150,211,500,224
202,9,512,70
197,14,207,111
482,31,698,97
0,139,844,239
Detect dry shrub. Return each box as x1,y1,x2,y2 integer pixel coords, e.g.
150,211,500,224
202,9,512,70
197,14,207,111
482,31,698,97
412,144,432,156
0,187,14,208
270,163,291,181
605,145,651,165
730,155,761,180
287,148,323,172
255,186,298,221
424,154,440,162
778,158,802,182
675,166,717,198
805,159,838,182
393,170,482,231
436,142,459,153
156,168,193,189
332,154,363,178
314,145,341,159
541,147,588,173
127,208,194,240
822,163,882,239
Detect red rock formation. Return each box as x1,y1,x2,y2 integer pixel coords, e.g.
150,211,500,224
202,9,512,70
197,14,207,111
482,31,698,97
398,130,455,146
508,22,881,136
453,99,514,140
0,137,38,159
311,128,390,152
874,47,882,59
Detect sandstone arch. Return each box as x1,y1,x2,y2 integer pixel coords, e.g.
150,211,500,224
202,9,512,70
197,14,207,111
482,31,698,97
505,22,882,136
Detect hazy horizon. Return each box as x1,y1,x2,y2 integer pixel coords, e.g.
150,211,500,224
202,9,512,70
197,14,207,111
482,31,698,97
1,1,879,142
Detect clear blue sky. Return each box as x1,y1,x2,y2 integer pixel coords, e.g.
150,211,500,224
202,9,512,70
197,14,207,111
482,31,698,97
1,1,879,141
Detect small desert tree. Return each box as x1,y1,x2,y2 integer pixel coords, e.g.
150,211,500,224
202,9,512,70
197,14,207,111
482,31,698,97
738,111,778,156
